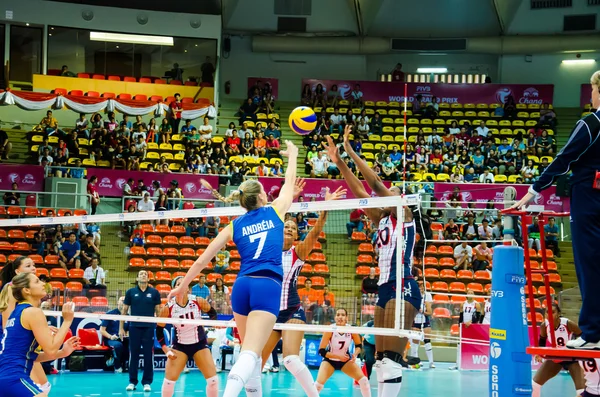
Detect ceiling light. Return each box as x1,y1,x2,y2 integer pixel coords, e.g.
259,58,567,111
90,32,173,46
417,67,448,73
562,59,596,65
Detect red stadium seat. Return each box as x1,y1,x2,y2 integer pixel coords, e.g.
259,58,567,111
182,97,194,104
69,269,84,279
134,94,148,101
358,243,374,254
92,74,105,80
107,75,121,81
8,229,25,240
184,81,198,86
123,76,136,82
432,282,448,293
70,89,84,96
53,88,67,95
91,297,109,307
164,248,179,257
139,77,152,84
467,283,484,294
449,282,466,293
150,95,163,102
432,294,450,303
440,269,456,281
313,264,329,274
66,281,83,291
78,328,109,350
164,259,180,269
50,268,67,279
154,79,166,85
439,257,456,268
163,235,179,245
146,259,163,268
224,274,237,285
77,73,90,78
457,270,473,281
170,80,182,85
129,258,145,267
87,91,100,97
118,93,132,100
432,308,451,319
424,268,439,280
102,92,116,99
450,324,459,336
155,271,171,281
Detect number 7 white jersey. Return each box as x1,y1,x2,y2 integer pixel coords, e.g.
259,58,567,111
328,332,353,362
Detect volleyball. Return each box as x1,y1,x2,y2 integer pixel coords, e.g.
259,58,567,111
288,106,317,135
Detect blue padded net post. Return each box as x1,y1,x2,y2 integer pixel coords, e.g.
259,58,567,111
489,245,532,397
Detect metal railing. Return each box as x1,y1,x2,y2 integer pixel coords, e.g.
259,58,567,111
0,189,92,213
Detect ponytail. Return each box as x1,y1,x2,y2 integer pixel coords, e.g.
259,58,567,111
0,285,12,312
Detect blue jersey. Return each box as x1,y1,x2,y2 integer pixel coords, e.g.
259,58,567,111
232,206,284,279
0,303,40,380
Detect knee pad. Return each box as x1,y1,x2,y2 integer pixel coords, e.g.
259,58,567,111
383,351,404,365
383,376,403,384
375,352,384,361
206,376,219,397
283,355,305,376
381,357,403,381
39,382,51,394
315,382,324,392
423,339,431,344
424,342,433,351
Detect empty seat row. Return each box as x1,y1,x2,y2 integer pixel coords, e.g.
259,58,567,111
54,88,204,103
130,246,242,260
128,258,240,271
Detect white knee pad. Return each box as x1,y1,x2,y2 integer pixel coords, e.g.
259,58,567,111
315,382,324,392
245,357,263,396
39,382,51,394
374,360,383,383
283,355,304,375
381,357,403,381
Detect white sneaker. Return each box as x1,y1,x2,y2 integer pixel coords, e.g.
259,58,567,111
143,384,151,392
567,337,600,350
262,363,271,373
429,363,436,369
126,384,135,391
115,368,123,373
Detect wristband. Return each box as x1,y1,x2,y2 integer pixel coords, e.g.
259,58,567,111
319,348,328,358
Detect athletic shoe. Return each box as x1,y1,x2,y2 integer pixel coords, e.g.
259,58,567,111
262,363,271,373
567,337,600,350
449,365,458,370
270,366,280,373
126,384,135,391
143,384,151,392
429,363,436,369
115,368,123,373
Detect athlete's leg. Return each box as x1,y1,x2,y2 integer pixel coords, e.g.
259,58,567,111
162,349,188,397
532,361,562,397
374,306,386,397
31,362,50,393
260,330,282,366
281,323,319,397
193,348,219,397
566,363,586,394
314,361,336,392
342,362,372,397
423,327,434,367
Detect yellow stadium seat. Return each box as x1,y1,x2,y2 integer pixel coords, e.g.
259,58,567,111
464,103,475,109
169,163,181,171
516,104,527,109
352,108,362,114
408,127,420,134
376,101,388,108
67,157,80,164
540,156,553,163
78,138,89,146
388,101,400,108
408,118,420,125
433,119,445,125
451,103,462,109
174,153,185,161
477,103,489,109
499,120,511,126
422,127,433,133
486,120,498,126
530,112,540,119
82,159,96,167
500,129,513,135
421,119,432,125
365,108,375,115
97,160,110,168
422,173,436,180
512,120,525,127
514,128,526,136
438,103,450,109
48,136,59,144
362,143,374,151
364,101,375,107
495,175,508,182
546,129,555,135
79,148,89,156
412,173,422,181
339,100,349,106
375,143,387,151
212,136,224,144
161,153,174,160
394,126,405,133
452,111,464,117
388,109,400,116
388,143,401,150
173,144,185,151
394,118,404,125
508,175,520,183
363,152,375,160
382,126,394,133
382,118,394,125
256,113,267,120
378,109,388,116
408,135,418,142
395,135,406,142
171,134,182,142
436,173,450,181
489,103,500,109
477,111,490,118
489,128,499,135
439,111,451,117
268,113,280,120
146,152,160,160
528,155,540,163
30,145,39,153
339,108,348,114
31,135,44,143
368,135,381,142
139,162,151,170
160,143,173,151
401,110,413,116
465,111,477,117
517,112,529,118
244,121,256,128
528,104,541,110
526,120,538,127
314,107,322,113
147,142,159,150
381,135,394,142
270,158,283,165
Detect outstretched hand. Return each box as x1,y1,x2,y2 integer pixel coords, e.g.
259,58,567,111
324,136,340,164
342,125,353,151
293,178,306,200
167,285,186,301
324,186,347,201
280,140,299,158
200,178,213,190
509,192,536,210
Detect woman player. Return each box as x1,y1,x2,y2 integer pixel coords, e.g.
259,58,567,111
481,298,491,325
315,308,371,396
532,303,585,397
169,140,298,397
157,276,219,397
0,273,78,397
411,282,435,368
257,185,346,397
325,126,421,397
0,256,73,394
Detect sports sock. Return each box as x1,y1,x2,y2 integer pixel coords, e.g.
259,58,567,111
223,350,259,397
409,340,419,358
206,376,219,397
162,379,176,397
314,382,324,393
245,357,263,397
283,355,320,397
532,380,541,397
424,342,434,365
358,376,372,397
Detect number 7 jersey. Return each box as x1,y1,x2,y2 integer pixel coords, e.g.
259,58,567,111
232,206,285,278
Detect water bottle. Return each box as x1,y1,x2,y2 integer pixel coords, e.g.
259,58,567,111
60,358,66,373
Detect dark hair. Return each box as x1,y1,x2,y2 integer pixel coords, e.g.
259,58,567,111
336,307,348,316
0,256,28,290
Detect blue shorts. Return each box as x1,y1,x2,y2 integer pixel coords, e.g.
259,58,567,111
276,305,306,324
0,377,43,397
231,275,282,316
377,279,421,310
583,391,599,397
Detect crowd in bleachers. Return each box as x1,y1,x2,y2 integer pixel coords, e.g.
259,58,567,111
300,86,559,183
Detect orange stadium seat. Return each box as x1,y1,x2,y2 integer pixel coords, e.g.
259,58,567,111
224,274,237,285
36,268,50,278
69,269,84,279
432,282,448,293
155,271,172,281
206,273,222,283
155,285,172,295
432,308,451,319
146,259,162,268
474,270,491,282
301,265,313,274
311,276,326,286
433,294,450,303
230,250,241,260
129,258,145,267
537,286,556,296
457,270,473,281
424,268,439,280
439,258,456,268
449,282,466,293
451,295,466,303
180,248,196,258
356,266,370,276
546,261,558,271
351,232,367,242
44,255,59,266
307,252,325,263
297,276,306,286
229,262,241,271
313,264,329,274
129,246,146,256
196,237,211,246
164,259,180,269
155,225,170,234
171,225,186,235
424,257,438,266
91,297,109,307
438,245,454,255
163,235,179,245
72,296,90,307
49,281,65,291
66,281,83,291
50,268,67,279
147,247,163,256
358,243,374,254
450,324,459,336
164,248,179,257
440,269,456,281
467,283,484,294
425,246,437,255
180,260,194,269
146,235,162,245
549,273,562,285
179,236,195,246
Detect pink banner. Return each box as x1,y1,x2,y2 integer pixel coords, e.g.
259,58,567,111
89,170,219,199
0,164,45,192
580,84,592,109
302,79,554,106
433,182,569,212
459,324,542,370
257,177,390,201
248,77,279,100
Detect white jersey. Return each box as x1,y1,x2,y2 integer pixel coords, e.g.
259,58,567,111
545,317,571,348
280,246,304,310
414,292,433,324
462,301,477,323
168,295,205,345
582,359,600,395
328,332,353,362
482,300,491,325
376,215,398,286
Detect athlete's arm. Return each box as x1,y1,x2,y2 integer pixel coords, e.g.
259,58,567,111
169,227,232,300
341,126,392,198
25,303,74,357
295,186,346,261
36,336,80,362
538,319,548,346
323,133,381,221
567,320,583,338
351,333,363,359
272,140,299,216
197,297,218,320
156,304,169,327
425,299,433,317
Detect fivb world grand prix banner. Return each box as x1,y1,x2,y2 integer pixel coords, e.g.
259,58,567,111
301,79,554,106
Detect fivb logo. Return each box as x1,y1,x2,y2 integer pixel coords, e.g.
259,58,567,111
491,290,504,298
506,274,526,285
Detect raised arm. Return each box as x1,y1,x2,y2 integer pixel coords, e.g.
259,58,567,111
295,186,346,260
27,302,75,356
324,134,381,222
168,227,232,300
272,140,299,215
341,126,393,197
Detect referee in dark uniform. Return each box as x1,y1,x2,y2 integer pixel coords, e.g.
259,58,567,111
513,70,600,349
120,270,161,392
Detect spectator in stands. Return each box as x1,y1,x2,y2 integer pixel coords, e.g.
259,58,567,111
356,118,370,138
327,84,341,107
310,151,329,178
479,168,495,183
39,110,63,137
301,84,313,107
211,278,231,315
391,63,405,82
201,56,215,84
199,117,213,142
313,84,327,108
370,112,383,136
329,107,343,134
137,192,155,214
472,242,493,272
478,219,493,240
361,267,378,300
80,234,100,267
351,84,364,108
256,160,270,177
262,92,275,114
122,270,161,392
60,64,76,77
214,246,231,274
271,160,285,177
33,228,46,256
544,217,561,257
346,208,365,239
38,146,53,166
504,95,517,118
521,159,538,183
254,132,267,157
169,94,183,133
265,134,280,157
461,215,479,240
482,200,497,221
59,232,81,270
539,103,557,128
499,150,516,175
158,118,172,144
528,216,542,252
131,230,144,247
239,97,258,124
453,241,473,271
180,119,195,135
205,216,220,238
87,176,100,215
492,218,503,243
100,297,128,373
83,256,106,289
191,275,211,300
299,279,324,324
343,109,356,128
486,150,499,174
475,121,490,138
321,286,336,323
444,218,460,240
536,130,554,155
3,182,20,206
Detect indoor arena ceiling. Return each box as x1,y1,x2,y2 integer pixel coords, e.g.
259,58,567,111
43,0,222,15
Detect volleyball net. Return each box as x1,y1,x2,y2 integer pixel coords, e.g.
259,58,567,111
0,195,430,341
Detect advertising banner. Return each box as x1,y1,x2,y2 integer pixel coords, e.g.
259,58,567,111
433,182,568,212
257,177,391,200
580,84,592,109
0,164,45,192
302,79,554,106
248,77,279,99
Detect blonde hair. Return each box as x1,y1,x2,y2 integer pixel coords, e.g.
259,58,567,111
0,284,12,312
223,180,263,210
591,70,600,87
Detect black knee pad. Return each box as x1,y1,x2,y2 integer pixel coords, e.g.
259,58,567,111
384,376,403,384
376,351,384,361
384,351,404,364
424,339,431,344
